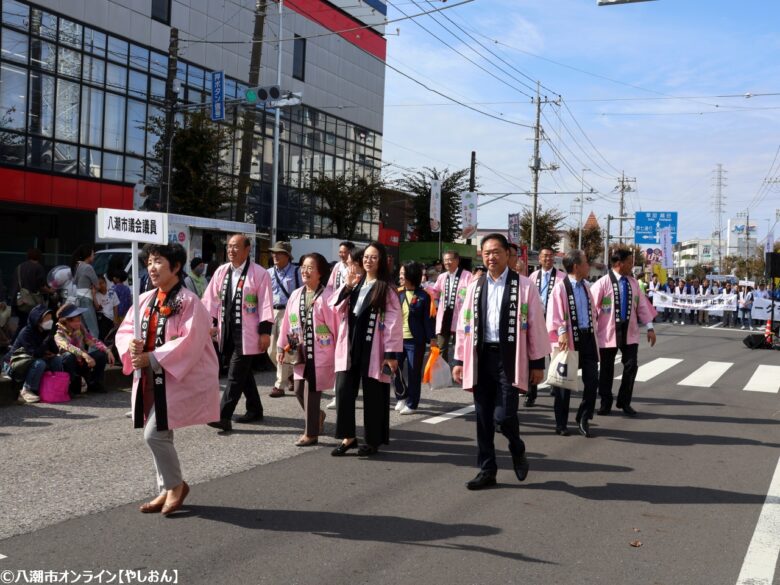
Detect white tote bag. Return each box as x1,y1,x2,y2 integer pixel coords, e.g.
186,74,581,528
545,348,579,391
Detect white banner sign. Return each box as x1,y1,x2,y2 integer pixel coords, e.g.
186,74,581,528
461,191,478,239
97,208,168,244
653,291,737,311
429,180,441,233
766,229,775,254
508,213,521,245
751,297,780,321
658,227,673,269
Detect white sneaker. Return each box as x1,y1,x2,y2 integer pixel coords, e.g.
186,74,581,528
20,388,40,403
326,397,337,410
399,405,416,415
680,321,685,326
395,400,405,412
741,326,746,330
125,410,133,418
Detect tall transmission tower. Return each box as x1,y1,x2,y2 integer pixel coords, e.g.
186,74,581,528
711,164,727,273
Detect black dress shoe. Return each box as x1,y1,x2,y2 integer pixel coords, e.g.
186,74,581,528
597,405,612,415
466,471,497,490
357,444,378,457
555,427,570,436
234,412,263,423
620,404,637,417
578,418,592,438
207,419,232,432
331,439,358,456
524,397,536,407
512,453,530,482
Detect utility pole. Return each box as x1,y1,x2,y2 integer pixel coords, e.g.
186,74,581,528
577,168,592,249
529,82,559,250
270,0,284,246
162,27,179,213
711,164,727,274
235,0,267,223
615,172,635,239
469,150,476,191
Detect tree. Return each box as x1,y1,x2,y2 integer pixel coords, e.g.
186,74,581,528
396,167,468,243
520,207,566,251
565,225,604,263
147,110,234,217
304,172,384,239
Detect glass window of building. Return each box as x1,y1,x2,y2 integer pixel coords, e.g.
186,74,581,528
83,28,106,56
128,69,147,98
129,44,149,71
106,63,127,92
0,130,24,164
151,0,171,25
82,55,105,85
125,99,146,155
27,70,54,136
30,9,57,40
26,136,51,170
30,38,56,71
55,78,79,142
293,35,306,82
57,46,81,78
53,141,77,174
103,92,125,152
2,1,29,30
2,27,29,63
150,51,167,77
107,36,128,64
102,152,122,181
0,63,28,130
124,155,143,182
80,86,103,147
79,147,101,178
58,19,82,49
150,76,165,102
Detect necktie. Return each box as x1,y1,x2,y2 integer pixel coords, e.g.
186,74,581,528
542,272,550,296
620,276,628,320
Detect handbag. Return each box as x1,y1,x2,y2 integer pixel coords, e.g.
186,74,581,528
39,371,71,403
15,266,43,312
9,348,35,380
545,348,579,391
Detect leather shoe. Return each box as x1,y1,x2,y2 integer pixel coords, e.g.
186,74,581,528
207,418,232,432
139,500,165,513
524,396,536,407
357,444,378,457
331,439,358,456
466,471,497,490
620,404,637,417
555,427,570,436
233,412,263,423
161,482,189,517
578,418,592,438
597,405,612,416
512,453,530,481
269,387,285,398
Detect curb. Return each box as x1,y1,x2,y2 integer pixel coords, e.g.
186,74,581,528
0,366,132,407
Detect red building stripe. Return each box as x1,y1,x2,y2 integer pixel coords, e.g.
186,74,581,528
0,167,133,211
286,0,386,61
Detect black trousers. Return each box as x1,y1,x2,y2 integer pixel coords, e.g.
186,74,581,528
219,335,263,419
334,367,390,448
552,332,599,428
598,328,639,407
473,348,524,475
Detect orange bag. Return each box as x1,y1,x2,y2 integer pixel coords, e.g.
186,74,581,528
422,346,440,383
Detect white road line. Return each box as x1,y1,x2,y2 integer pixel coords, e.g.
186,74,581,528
736,455,780,585
616,357,683,382
677,361,733,388
423,405,475,424
0,553,5,560
707,322,724,329
743,365,780,394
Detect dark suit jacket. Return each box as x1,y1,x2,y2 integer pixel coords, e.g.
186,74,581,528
398,287,435,344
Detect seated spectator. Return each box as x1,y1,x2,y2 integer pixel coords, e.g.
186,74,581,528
2,304,62,403
55,303,115,395
95,275,120,341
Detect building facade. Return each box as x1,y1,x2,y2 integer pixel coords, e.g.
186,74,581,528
0,0,386,287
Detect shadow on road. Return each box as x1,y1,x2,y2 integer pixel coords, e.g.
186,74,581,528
599,427,780,449
186,506,554,564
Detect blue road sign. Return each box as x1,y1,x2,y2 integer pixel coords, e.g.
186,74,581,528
634,211,678,244
211,71,225,122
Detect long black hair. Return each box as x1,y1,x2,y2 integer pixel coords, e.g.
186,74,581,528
364,241,392,311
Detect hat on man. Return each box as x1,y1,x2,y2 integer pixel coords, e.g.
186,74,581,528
57,303,87,320
268,241,293,257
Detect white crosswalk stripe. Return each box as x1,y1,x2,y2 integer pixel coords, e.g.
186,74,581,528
743,365,780,394
615,357,683,382
677,361,734,388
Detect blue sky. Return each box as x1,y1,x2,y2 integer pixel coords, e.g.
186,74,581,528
381,0,780,243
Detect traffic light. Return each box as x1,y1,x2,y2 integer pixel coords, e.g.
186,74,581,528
245,85,281,104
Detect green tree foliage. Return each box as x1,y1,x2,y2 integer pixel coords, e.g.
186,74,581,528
147,111,233,217
305,173,384,239
519,207,566,251
565,225,604,263
396,168,468,243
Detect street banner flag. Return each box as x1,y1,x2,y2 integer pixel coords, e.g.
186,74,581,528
430,180,442,233
462,191,478,239
766,228,775,254
508,213,521,244
658,227,673,269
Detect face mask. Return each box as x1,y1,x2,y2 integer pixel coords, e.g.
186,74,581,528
41,320,53,331
194,266,205,276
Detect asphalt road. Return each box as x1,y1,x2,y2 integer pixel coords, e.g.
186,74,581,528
1,323,778,585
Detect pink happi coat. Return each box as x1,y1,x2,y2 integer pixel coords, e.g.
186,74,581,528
201,262,274,355
454,272,550,393
278,285,340,392
528,267,567,315
591,271,657,348
433,268,473,335
115,286,220,430
330,283,404,384
546,277,601,360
